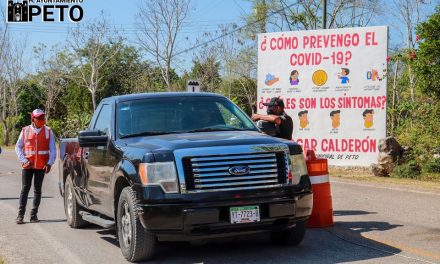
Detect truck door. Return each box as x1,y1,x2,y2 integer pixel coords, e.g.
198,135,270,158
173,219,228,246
85,103,116,216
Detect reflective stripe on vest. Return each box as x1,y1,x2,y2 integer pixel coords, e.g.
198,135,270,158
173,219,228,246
309,174,329,185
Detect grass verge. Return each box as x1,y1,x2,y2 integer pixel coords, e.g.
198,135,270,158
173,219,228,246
329,166,440,192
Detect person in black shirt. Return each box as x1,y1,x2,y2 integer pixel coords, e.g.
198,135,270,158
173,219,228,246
252,97,293,140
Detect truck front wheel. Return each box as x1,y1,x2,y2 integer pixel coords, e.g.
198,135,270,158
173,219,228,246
270,220,307,246
117,187,156,262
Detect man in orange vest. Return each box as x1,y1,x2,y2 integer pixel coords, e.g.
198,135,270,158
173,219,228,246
15,109,56,224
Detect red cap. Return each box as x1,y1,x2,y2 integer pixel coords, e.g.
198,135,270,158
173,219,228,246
31,109,45,118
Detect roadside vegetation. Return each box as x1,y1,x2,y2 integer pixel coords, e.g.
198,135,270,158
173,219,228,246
387,8,440,181
0,1,438,181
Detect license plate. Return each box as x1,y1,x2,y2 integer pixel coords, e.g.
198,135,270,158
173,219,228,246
230,205,260,224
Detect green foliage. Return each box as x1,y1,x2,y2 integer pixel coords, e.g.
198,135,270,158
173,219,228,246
190,56,222,92
218,78,257,116
385,9,440,181
413,6,440,99
62,81,93,116
393,100,440,162
16,81,45,129
425,158,440,173
46,119,65,140
392,160,422,179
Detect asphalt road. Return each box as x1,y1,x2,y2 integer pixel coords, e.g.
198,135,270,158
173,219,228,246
1,148,439,264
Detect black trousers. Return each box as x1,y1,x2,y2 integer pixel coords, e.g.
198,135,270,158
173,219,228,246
18,169,45,217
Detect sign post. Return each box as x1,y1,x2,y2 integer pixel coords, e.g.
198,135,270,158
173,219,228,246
257,26,388,166
187,80,200,93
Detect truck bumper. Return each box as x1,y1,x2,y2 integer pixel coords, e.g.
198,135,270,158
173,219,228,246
138,191,312,241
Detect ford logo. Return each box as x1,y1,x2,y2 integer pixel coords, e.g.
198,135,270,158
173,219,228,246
228,166,251,176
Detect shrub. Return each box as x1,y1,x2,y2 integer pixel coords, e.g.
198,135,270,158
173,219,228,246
392,160,422,179
425,158,440,173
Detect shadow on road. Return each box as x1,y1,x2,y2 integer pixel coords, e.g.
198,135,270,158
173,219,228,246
0,196,54,201
97,229,119,247
93,218,404,263
334,220,402,233
38,219,67,223
333,210,378,216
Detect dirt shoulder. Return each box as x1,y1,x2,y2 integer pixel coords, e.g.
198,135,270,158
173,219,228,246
329,166,440,193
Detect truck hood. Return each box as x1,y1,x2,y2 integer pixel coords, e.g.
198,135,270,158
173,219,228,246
122,131,291,153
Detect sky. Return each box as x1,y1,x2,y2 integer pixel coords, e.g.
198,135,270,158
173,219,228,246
1,0,438,74
1,0,253,73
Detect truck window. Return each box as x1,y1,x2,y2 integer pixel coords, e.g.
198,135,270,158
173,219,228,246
117,97,257,138
216,102,249,129
94,104,112,136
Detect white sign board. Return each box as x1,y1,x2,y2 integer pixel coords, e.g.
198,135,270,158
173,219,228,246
257,26,388,166
187,80,200,93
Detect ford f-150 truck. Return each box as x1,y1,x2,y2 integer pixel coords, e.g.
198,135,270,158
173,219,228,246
59,92,312,262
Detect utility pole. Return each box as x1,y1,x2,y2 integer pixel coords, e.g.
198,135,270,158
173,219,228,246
322,0,327,29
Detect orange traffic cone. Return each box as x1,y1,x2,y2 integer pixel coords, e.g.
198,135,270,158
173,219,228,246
306,150,334,228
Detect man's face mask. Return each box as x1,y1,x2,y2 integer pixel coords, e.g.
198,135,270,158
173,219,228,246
33,118,46,128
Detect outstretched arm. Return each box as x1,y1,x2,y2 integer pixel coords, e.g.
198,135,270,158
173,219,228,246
251,114,282,125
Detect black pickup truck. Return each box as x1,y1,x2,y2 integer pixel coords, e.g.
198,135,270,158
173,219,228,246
59,92,312,262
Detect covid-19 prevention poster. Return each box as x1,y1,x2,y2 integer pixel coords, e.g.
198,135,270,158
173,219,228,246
257,26,388,166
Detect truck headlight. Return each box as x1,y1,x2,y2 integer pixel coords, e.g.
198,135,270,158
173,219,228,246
138,162,179,193
289,154,308,184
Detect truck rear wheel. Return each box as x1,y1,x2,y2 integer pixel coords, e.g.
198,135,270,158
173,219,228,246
64,175,87,228
270,220,307,246
117,187,156,262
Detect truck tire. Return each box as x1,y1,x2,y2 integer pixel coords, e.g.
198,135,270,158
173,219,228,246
270,220,307,246
117,187,156,262
64,175,87,228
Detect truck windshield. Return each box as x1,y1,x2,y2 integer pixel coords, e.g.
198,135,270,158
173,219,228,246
117,96,258,138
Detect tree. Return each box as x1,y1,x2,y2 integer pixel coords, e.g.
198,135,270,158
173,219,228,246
98,45,146,98
389,0,430,102
137,0,191,91
190,42,222,93
246,0,382,32
70,14,122,110
0,12,9,145
0,18,27,145
413,6,440,99
33,44,70,120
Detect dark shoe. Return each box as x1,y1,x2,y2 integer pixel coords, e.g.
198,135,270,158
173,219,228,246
30,215,40,223
16,215,24,224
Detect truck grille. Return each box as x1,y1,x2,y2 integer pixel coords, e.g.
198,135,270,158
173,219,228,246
182,152,287,192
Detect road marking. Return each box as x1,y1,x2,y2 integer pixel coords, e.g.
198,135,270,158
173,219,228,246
331,179,440,196
363,233,440,262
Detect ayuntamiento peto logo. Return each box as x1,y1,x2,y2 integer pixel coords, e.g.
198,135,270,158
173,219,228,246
7,0,84,23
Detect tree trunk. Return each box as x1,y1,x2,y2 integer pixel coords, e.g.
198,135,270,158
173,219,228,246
408,63,415,102
92,91,97,110
391,59,399,134
2,120,9,146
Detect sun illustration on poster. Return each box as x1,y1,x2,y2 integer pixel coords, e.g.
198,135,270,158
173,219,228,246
312,70,328,86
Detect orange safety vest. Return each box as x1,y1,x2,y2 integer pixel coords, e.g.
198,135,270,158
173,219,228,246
23,125,51,170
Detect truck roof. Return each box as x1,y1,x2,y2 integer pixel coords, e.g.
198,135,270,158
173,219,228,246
106,92,227,103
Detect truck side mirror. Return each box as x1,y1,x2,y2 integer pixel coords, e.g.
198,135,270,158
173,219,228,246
78,129,108,147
